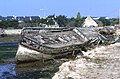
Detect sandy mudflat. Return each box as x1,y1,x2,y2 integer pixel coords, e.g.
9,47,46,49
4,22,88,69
52,43,120,79
4,29,21,35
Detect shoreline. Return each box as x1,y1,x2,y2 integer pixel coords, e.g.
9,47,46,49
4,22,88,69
0,34,20,43
0,42,120,79
52,42,120,79
4,29,22,35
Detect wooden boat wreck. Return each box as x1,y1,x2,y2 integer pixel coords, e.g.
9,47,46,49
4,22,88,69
16,27,118,62
16,27,89,62
78,26,118,44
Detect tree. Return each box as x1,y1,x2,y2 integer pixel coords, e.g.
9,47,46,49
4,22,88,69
0,20,18,29
76,12,81,21
98,17,110,26
73,12,83,27
55,15,69,27
109,18,119,26
67,16,85,27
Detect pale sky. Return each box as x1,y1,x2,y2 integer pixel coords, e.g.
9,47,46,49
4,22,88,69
0,0,120,18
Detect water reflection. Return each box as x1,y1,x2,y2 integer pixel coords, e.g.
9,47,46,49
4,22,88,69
0,44,76,79
0,59,63,79
0,64,16,79
15,60,62,79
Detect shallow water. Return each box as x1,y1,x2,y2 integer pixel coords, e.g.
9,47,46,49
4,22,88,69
2,39,120,79
0,61,60,79
0,46,63,79
0,64,16,79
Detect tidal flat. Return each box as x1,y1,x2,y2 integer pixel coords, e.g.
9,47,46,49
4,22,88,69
0,45,68,79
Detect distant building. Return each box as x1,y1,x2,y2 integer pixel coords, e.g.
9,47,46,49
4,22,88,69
7,16,15,20
92,17,100,20
0,16,40,21
39,18,59,28
16,16,25,21
31,16,40,20
0,16,15,21
0,16,4,21
45,18,59,28
83,16,98,27
24,16,31,21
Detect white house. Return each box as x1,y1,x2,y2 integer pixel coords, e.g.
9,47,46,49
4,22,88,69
83,16,98,27
45,18,59,28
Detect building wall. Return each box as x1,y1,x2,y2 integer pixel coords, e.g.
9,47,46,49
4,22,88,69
83,16,98,27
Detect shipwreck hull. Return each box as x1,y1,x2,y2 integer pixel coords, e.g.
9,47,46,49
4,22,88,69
16,27,118,62
16,27,89,62
16,45,54,62
16,44,84,62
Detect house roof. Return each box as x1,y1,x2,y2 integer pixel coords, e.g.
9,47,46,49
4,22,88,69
83,16,98,27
